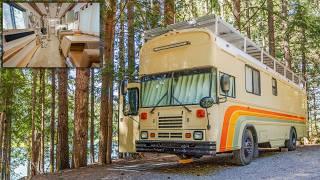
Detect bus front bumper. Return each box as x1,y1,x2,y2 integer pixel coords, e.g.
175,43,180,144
136,140,216,156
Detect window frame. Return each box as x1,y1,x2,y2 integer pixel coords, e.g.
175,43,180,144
140,67,218,108
3,3,26,30
245,65,261,96
123,87,140,116
272,77,278,96
219,72,236,98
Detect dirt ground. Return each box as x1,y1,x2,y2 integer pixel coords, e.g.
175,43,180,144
33,145,320,180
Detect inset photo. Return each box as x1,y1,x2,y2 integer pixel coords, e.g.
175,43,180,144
1,2,101,68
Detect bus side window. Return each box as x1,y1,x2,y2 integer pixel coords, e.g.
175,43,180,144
272,78,277,96
245,65,261,95
123,88,139,116
219,72,236,98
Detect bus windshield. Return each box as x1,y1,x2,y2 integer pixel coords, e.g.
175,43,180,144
141,68,217,108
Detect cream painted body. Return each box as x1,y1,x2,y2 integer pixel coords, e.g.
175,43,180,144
119,83,139,153
119,28,307,153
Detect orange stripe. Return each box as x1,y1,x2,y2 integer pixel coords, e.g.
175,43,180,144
219,106,305,152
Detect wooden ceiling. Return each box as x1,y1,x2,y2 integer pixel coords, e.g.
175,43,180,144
30,3,75,18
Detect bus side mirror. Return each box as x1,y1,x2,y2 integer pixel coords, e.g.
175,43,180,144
200,97,215,108
220,74,230,94
121,79,128,95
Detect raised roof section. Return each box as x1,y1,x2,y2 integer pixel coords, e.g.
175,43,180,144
145,14,306,90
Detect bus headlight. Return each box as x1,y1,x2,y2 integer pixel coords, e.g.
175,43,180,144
193,131,203,140
141,131,148,139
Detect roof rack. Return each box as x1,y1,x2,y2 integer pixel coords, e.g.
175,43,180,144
145,14,306,90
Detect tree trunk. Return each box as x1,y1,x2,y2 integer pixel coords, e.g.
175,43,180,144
99,0,116,165
31,69,38,176
164,0,175,25
119,0,125,79
301,27,307,81
40,69,45,173
1,82,13,180
245,0,251,38
151,0,161,28
281,0,292,68
90,69,95,163
50,69,56,172
313,91,318,134
0,113,5,177
73,69,90,168
191,0,198,18
232,0,241,30
127,0,135,79
6,124,11,180
267,0,276,57
56,69,70,170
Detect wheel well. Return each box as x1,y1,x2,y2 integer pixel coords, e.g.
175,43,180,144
246,125,258,144
291,126,297,137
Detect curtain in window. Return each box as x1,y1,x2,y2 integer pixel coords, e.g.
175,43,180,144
90,3,100,35
142,78,172,107
211,70,217,100
173,73,211,105
246,66,253,92
79,3,99,35
253,70,260,94
79,7,90,33
228,77,235,96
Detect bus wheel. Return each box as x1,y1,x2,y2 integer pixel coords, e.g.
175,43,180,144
233,128,254,165
286,128,297,151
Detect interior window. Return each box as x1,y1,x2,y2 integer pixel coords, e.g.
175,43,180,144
13,6,26,29
3,3,26,30
3,3,13,29
220,72,236,98
245,65,261,95
272,78,277,96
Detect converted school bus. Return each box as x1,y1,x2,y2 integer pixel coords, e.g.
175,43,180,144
119,15,307,165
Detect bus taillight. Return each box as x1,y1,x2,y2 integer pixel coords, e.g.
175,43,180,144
196,109,205,118
140,112,148,120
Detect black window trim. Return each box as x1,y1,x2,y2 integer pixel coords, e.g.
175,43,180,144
272,77,278,96
245,64,261,96
219,71,236,98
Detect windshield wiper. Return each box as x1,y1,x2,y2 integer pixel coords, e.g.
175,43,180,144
150,92,168,114
172,95,192,113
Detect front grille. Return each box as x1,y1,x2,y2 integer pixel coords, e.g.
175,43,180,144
158,116,183,129
158,132,183,139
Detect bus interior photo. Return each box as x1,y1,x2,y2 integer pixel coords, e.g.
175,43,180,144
2,2,100,68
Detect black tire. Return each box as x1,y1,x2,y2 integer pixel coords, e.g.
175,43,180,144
286,128,297,151
233,128,254,165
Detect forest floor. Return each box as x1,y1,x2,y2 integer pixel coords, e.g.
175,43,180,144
33,145,320,180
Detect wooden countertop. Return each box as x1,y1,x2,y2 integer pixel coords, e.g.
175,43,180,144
60,35,100,58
